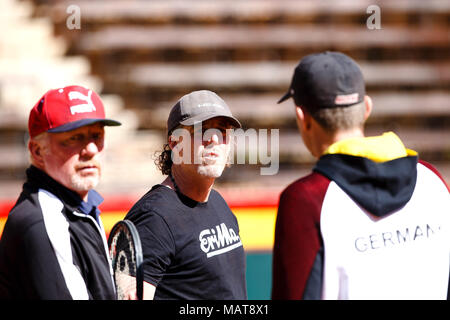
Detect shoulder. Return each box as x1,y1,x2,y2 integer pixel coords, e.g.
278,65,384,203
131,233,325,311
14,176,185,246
280,171,331,202
209,189,230,206
1,189,51,250
208,189,237,220
124,185,177,239
418,160,450,192
276,172,331,227
126,185,174,217
6,189,43,232
208,189,239,226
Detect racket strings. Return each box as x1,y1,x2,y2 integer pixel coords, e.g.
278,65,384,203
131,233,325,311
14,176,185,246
111,228,139,299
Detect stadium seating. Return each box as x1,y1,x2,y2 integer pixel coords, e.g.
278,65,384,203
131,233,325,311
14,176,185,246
42,0,450,188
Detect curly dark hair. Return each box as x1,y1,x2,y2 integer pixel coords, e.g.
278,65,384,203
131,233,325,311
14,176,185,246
154,143,172,175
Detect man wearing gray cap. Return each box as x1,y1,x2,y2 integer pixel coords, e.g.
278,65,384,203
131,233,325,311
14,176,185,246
125,90,247,300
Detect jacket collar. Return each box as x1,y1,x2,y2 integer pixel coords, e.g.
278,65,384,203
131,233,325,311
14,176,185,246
26,165,103,219
323,131,417,162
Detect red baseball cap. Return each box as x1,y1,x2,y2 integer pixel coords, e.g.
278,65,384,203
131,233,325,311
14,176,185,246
28,85,121,138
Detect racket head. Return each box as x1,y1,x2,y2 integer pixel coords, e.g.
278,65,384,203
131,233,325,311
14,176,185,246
108,220,143,300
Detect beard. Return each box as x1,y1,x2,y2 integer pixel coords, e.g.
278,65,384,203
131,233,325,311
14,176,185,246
70,163,101,192
172,151,226,178
196,163,226,178
70,172,100,192
195,145,230,178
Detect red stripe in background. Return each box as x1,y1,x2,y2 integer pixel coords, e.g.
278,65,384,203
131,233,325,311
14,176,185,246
0,189,280,247
0,188,282,217
98,188,281,212
0,201,15,217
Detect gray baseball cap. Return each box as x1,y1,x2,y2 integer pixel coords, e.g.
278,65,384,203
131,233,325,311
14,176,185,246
167,90,241,134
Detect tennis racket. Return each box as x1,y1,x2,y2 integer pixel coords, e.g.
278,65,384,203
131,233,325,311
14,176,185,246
108,220,143,300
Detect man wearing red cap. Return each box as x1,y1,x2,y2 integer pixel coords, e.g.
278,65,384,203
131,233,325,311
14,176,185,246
0,85,121,299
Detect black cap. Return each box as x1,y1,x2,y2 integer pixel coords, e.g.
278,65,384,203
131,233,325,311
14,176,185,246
278,51,366,112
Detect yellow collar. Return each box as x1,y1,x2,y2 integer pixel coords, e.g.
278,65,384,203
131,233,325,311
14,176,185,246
323,132,417,163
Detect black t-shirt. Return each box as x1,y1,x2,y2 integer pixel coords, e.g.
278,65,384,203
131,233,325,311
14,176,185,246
125,185,247,300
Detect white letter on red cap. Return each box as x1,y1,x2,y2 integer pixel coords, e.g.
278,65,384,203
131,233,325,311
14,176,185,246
69,90,96,115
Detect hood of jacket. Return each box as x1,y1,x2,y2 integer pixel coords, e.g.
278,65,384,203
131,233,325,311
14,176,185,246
313,132,418,217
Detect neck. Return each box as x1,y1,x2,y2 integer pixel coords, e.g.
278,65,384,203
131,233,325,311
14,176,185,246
313,127,365,158
29,165,91,203
79,191,89,202
164,166,215,203
31,164,90,202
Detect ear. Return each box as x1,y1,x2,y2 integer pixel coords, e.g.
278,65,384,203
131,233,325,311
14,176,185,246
28,139,45,169
295,106,312,131
363,95,373,121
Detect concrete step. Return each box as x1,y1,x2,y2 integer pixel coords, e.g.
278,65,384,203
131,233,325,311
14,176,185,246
45,0,450,27
101,61,450,129
108,61,450,93
0,16,66,59
130,91,450,129
76,25,450,65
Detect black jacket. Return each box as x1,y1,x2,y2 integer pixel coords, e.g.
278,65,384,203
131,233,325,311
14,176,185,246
0,166,116,299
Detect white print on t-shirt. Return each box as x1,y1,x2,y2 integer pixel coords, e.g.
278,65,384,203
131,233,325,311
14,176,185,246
199,223,242,258
354,223,442,252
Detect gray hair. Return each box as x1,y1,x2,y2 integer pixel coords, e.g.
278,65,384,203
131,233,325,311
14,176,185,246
28,132,49,166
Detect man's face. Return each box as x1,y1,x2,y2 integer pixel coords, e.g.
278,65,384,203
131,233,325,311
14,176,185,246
172,117,233,179
194,118,233,178
41,123,105,198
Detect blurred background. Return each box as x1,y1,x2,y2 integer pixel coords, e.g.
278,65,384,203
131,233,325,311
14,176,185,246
0,0,449,299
